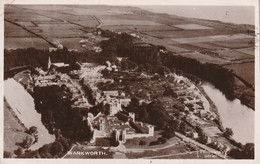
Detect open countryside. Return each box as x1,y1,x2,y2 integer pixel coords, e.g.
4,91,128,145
3,5,254,159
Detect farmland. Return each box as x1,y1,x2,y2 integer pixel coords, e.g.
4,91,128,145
4,4,255,108
224,63,255,86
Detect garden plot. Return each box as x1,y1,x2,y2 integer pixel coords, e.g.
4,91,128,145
171,34,253,44
174,24,213,30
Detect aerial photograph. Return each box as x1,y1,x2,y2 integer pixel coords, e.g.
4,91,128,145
3,4,255,159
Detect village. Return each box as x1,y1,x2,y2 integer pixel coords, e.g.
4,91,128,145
31,56,234,158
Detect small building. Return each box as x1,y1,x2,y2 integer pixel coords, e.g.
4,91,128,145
103,91,119,97
192,132,199,139
57,44,63,49
120,98,131,107
49,47,57,52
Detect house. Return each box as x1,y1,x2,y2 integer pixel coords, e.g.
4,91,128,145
103,91,119,97
120,98,131,107
49,47,57,52
192,132,199,139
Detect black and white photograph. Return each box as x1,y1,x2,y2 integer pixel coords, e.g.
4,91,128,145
1,0,258,162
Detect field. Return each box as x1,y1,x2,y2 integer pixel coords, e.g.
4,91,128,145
174,24,213,30
4,4,255,96
51,38,86,50
4,21,35,37
101,25,180,32
188,42,226,51
224,63,255,85
235,47,255,56
5,37,50,50
171,34,253,44
5,37,50,49
101,20,163,26
143,29,239,39
177,51,230,65
213,49,254,61
208,38,254,49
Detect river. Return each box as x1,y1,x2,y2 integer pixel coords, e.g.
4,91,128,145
4,78,55,150
202,83,254,144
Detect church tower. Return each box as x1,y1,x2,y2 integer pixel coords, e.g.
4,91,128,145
48,56,52,69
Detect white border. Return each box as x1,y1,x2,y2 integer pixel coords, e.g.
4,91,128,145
0,0,259,164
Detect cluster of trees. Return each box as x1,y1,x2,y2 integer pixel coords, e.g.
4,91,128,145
149,137,167,146
4,48,97,71
17,134,72,158
228,143,254,159
33,85,92,141
99,32,236,100
160,53,236,100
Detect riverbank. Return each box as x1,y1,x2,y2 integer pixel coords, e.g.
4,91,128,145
202,83,254,145
198,85,225,132
4,98,30,154
4,78,56,150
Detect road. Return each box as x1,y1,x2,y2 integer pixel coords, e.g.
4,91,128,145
175,132,226,159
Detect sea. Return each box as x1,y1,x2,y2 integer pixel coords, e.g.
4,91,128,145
137,6,255,25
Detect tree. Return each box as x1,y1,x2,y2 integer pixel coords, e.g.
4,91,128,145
27,126,38,135
18,136,34,149
242,143,254,159
14,147,23,156
50,141,64,156
4,151,12,158
39,144,51,155
223,128,234,137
